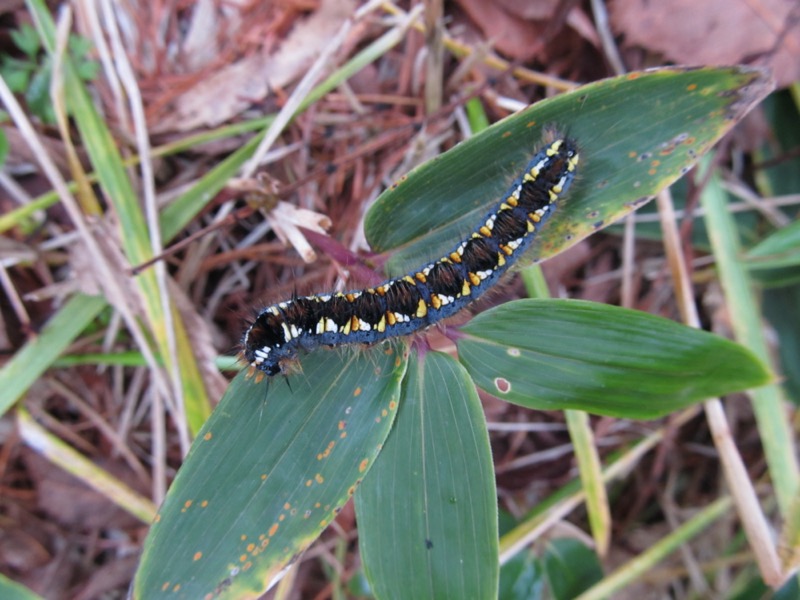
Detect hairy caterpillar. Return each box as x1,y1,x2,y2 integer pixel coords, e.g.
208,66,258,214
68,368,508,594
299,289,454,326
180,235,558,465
243,135,580,376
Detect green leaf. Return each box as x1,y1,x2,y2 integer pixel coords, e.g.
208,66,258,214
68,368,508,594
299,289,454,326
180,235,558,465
457,299,772,419
541,538,603,600
499,551,543,600
356,352,498,600
0,58,34,91
365,66,773,276
0,573,44,600
746,219,800,270
133,344,407,599
0,127,8,166
10,23,41,57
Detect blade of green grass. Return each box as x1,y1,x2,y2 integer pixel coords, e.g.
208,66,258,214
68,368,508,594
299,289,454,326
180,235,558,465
0,292,106,416
699,159,800,520
522,265,611,558
17,406,158,523
574,496,734,600
27,0,211,431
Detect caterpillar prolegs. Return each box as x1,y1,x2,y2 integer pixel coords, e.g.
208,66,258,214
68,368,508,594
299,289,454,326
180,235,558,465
243,135,580,376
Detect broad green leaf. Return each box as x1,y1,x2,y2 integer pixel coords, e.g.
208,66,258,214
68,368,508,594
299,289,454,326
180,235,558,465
499,551,543,600
365,66,773,277
457,299,771,419
542,538,603,600
133,344,407,599
0,293,106,416
355,352,498,600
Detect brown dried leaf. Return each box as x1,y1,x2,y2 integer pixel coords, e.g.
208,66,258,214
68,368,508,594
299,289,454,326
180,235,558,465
610,0,800,86
155,0,356,133
452,0,569,61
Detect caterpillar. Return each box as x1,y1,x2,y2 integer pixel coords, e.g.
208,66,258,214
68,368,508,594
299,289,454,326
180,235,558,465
243,134,580,376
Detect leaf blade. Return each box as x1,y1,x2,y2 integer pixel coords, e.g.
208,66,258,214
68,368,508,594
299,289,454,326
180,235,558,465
133,344,407,598
457,299,772,419
356,352,498,600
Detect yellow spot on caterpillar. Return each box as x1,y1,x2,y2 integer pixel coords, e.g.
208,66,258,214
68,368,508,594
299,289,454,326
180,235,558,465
507,195,518,207
350,315,360,332
530,212,541,222
430,294,442,310
416,299,427,318
345,293,356,302
193,552,202,561
377,315,387,332
415,271,427,282
376,286,386,296
526,220,535,233
500,244,514,256
479,226,492,237
461,280,471,296
449,252,461,263
548,189,558,202
386,311,397,326
468,272,481,286
497,253,506,267
403,275,416,285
